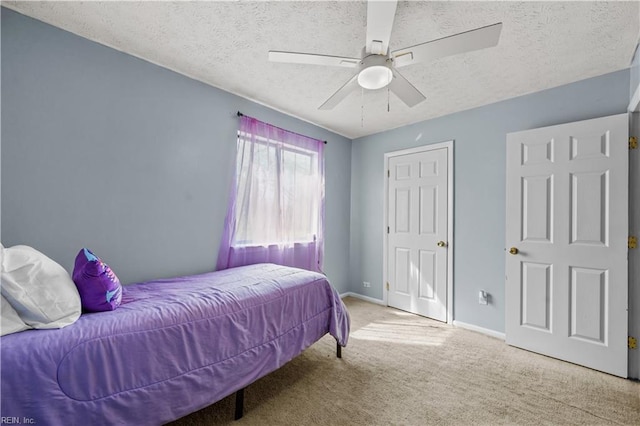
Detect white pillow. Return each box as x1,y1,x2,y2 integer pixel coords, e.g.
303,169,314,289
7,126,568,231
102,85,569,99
1,244,81,329
1,294,31,336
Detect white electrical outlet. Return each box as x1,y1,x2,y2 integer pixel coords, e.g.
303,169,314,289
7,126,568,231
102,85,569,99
479,290,488,305
363,281,371,288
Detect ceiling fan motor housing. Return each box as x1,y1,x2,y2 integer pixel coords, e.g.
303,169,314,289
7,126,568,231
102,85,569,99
358,53,394,90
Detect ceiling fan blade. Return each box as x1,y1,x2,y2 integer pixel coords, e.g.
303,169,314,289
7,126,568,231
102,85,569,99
319,74,359,110
365,0,398,55
269,51,360,68
389,70,426,107
392,22,503,68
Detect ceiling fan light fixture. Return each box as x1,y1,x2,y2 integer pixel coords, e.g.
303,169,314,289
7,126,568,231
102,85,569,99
357,65,393,90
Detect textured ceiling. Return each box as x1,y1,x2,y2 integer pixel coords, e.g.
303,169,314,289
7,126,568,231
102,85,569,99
4,1,639,139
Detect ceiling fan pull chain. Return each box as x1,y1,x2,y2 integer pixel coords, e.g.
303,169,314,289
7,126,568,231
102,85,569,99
361,87,364,128
387,78,390,112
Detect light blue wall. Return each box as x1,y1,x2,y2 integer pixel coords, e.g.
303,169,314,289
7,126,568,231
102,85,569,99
1,8,352,292
350,69,630,333
631,43,640,99
2,7,633,333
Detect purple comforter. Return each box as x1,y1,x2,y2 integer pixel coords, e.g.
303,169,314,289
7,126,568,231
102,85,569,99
1,263,349,425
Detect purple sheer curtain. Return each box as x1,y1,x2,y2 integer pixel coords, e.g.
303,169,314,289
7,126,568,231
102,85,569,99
216,115,325,272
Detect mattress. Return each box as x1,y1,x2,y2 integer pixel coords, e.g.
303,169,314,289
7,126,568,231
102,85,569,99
0,263,350,425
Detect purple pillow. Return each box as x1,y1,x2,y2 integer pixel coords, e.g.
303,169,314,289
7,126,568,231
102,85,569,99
72,248,122,312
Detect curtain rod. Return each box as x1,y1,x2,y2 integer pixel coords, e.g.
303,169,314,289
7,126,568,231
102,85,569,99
237,111,327,144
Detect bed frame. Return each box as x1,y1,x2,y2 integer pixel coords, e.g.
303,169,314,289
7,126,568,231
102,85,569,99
233,341,342,420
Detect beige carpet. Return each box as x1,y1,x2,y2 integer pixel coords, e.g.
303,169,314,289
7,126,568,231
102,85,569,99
169,297,640,425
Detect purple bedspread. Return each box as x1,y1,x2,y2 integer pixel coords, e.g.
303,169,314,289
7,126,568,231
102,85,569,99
1,263,349,425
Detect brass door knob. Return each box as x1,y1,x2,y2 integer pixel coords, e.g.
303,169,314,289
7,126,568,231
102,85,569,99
437,241,447,247
509,247,519,255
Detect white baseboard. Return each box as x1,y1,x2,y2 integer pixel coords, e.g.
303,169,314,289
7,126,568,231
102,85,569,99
453,320,506,341
340,292,386,306
340,295,506,340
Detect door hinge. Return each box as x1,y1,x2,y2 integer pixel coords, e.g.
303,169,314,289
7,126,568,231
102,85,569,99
629,336,637,349
387,169,390,178
386,282,390,291
387,226,390,234
629,236,637,249
630,136,638,150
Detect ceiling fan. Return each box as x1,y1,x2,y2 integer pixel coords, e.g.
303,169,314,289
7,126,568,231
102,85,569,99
269,0,502,110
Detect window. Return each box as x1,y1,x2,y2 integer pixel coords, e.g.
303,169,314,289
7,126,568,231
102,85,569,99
217,115,325,272
234,133,320,246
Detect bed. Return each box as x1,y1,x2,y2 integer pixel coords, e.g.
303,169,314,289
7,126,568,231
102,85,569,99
0,263,350,425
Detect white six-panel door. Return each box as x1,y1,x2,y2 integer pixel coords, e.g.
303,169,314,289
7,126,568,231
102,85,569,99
505,114,628,377
387,145,450,322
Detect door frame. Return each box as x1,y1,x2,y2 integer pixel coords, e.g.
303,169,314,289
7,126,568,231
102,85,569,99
628,96,639,379
383,140,454,323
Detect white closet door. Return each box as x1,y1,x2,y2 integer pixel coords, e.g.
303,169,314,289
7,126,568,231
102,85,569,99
505,113,628,377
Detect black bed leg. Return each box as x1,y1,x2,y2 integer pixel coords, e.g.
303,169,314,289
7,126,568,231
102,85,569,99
234,387,245,420
336,342,342,359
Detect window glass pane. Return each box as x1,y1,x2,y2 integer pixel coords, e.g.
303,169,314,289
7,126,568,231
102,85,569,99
282,148,317,242
233,136,319,247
